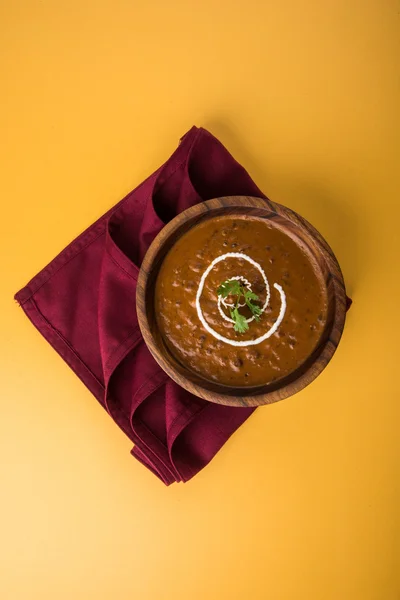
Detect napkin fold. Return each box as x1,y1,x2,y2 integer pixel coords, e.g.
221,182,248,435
15,126,269,484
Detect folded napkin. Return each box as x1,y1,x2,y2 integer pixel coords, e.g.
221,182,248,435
16,126,274,484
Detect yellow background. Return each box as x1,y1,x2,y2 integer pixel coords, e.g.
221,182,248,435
1,1,399,599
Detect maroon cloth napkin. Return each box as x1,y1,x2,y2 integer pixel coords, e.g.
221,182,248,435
15,126,269,484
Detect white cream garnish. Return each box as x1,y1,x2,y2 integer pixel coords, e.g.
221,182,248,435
195,252,286,347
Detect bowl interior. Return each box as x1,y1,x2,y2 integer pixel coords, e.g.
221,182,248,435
136,197,346,407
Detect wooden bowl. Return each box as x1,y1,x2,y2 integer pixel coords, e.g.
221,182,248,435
136,196,347,407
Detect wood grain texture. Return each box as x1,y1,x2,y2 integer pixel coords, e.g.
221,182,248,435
136,197,347,407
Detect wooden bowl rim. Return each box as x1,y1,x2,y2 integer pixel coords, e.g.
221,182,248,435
136,196,347,407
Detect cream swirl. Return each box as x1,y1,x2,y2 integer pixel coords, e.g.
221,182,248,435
195,252,286,347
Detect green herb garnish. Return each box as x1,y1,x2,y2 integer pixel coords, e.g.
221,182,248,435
217,279,242,298
230,307,249,333
217,279,262,333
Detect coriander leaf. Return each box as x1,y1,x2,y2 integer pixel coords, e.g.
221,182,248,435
243,290,259,302
248,303,262,321
217,279,242,298
230,307,249,333
244,291,263,321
